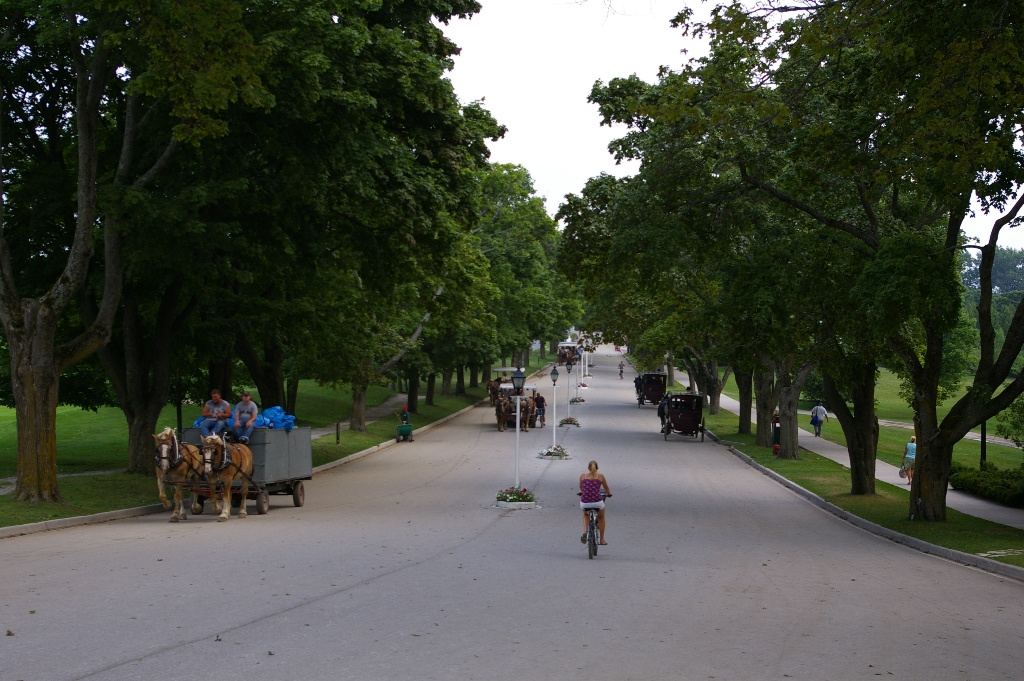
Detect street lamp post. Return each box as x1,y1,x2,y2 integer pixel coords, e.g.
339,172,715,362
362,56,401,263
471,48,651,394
511,368,525,488
566,361,574,417
550,367,559,447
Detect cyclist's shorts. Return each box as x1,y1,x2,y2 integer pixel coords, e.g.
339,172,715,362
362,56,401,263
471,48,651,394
580,501,605,510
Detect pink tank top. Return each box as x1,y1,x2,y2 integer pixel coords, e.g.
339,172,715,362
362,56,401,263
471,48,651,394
580,477,603,503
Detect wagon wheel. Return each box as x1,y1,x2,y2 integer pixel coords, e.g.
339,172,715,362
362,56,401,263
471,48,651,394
230,493,242,509
256,489,270,515
699,417,706,442
291,481,306,507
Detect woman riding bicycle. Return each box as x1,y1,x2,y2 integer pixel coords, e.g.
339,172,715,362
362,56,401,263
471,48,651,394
579,460,612,545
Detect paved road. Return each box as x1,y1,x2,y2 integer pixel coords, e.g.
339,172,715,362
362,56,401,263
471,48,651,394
2,348,1023,680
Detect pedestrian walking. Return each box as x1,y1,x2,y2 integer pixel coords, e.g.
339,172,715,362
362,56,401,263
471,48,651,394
902,436,917,485
810,401,828,437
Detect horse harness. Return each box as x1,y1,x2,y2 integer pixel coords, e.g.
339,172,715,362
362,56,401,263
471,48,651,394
155,434,199,474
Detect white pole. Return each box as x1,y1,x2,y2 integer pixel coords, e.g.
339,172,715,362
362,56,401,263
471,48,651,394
552,383,557,447
514,394,521,488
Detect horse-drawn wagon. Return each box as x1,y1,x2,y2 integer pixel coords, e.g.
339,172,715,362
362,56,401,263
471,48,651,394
492,383,541,431
635,372,667,407
557,341,582,366
181,426,313,515
662,392,705,441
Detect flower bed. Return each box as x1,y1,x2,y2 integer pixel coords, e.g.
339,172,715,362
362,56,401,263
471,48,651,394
496,485,535,503
539,444,568,459
570,396,585,404
559,417,581,427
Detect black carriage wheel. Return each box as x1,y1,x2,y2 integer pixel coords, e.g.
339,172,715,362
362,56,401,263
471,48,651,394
700,417,706,442
291,481,306,507
230,493,242,509
256,489,270,515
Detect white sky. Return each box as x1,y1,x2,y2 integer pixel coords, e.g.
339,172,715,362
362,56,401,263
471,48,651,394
442,0,1023,248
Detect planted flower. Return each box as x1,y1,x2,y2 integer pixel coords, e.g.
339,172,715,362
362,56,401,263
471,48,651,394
559,417,581,427
570,396,586,404
496,485,535,503
539,444,568,458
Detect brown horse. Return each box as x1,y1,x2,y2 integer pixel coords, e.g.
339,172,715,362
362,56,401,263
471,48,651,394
153,427,204,522
200,434,255,521
495,397,512,431
519,396,535,431
486,379,502,405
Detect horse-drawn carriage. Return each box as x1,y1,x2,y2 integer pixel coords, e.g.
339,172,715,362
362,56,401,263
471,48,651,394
557,341,582,367
177,426,312,516
492,384,541,431
662,392,705,441
635,372,667,407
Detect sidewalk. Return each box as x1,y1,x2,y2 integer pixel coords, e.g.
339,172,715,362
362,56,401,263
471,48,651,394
718,394,1024,531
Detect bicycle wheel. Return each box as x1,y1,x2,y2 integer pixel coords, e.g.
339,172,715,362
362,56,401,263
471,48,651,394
588,520,597,559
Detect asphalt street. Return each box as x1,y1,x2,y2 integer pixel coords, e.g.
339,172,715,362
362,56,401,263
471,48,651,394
2,347,1023,680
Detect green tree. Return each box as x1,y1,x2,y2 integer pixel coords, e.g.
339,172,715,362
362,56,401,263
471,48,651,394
0,0,268,500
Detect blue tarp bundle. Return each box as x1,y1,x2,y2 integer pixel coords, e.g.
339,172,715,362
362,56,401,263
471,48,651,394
191,404,296,431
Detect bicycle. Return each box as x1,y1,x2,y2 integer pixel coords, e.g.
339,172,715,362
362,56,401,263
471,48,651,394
579,492,610,559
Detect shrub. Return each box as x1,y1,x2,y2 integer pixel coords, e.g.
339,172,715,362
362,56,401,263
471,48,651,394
949,462,1024,508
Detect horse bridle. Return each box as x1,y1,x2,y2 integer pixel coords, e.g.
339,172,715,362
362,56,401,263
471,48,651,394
155,433,185,470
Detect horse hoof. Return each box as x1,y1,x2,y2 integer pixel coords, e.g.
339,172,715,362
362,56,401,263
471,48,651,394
162,501,173,510
169,516,179,523
218,515,228,522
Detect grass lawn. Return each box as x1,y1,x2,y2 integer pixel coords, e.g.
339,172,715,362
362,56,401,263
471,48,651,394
0,382,485,528
704,409,1024,570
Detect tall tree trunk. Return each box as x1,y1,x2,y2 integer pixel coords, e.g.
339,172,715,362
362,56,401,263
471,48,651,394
469,365,479,389
407,369,420,414
207,349,233,400
89,283,197,474
235,330,285,407
285,377,299,416
908,361,947,520
349,383,368,432
456,366,466,396
441,369,453,396
774,359,815,459
753,361,777,447
734,367,753,435
823,366,878,495
10,308,62,502
425,373,436,406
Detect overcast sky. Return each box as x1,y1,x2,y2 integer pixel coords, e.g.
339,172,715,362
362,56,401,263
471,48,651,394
442,0,1021,248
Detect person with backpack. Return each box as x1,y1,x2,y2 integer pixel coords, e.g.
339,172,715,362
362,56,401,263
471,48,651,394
810,401,829,437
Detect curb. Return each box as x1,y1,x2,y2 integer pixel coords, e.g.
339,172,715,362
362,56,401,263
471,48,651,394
720,437,1024,584
0,504,166,540
312,398,487,474
313,364,554,474
2,368,557,541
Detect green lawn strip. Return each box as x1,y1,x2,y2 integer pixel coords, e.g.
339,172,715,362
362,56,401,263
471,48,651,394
311,391,486,466
0,381,398,479
816,422,1024,472
719,367,1016,437
0,388,488,529
705,410,1024,570
0,474,158,528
